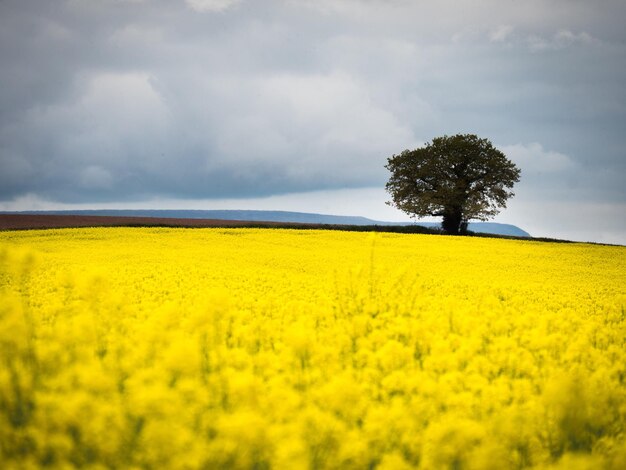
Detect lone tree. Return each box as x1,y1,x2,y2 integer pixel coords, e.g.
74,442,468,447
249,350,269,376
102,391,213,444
385,134,521,235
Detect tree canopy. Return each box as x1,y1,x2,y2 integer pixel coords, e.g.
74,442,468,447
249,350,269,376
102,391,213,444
385,134,521,235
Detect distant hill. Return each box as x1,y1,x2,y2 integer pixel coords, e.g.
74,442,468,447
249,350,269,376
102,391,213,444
398,221,531,237
7,209,531,237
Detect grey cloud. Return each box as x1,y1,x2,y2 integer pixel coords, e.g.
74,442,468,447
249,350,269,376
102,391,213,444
0,0,625,211
185,0,243,13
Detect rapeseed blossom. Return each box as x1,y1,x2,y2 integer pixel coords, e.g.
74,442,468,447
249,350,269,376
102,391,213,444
0,227,625,469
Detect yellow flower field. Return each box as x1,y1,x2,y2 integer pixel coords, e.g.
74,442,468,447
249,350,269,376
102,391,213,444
1,227,625,469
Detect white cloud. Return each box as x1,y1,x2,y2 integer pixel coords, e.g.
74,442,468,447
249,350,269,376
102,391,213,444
501,143,575,174
261,71,415,149
185,0,242,13
7,72,174,194
489,24,514,43
527,29,598,51
496,199,626,245
451,27,482,44
0,194,49,211
54,72,170,158
207,71,417,182
0,187,413,222
110,25,165,47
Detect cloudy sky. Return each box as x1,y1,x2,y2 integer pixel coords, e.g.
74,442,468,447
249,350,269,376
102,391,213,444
1,0,625,243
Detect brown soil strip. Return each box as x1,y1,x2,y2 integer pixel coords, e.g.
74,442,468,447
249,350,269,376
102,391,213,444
0,214,310,231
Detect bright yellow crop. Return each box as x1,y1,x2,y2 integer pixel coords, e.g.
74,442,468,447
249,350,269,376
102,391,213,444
1,227,625,469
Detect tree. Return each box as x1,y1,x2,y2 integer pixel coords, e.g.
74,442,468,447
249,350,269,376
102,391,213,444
385,134,521,235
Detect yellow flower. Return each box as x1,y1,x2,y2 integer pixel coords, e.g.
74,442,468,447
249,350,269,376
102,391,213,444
0,227,624,468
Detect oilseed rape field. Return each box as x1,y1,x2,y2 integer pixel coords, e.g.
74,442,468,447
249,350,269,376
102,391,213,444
1,227,625,469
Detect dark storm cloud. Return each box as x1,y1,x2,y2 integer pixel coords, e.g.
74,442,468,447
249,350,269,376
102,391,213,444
1,0,625,207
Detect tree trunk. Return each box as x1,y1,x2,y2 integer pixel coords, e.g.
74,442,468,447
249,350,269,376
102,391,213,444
442,208,465,235
459,220,469,235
